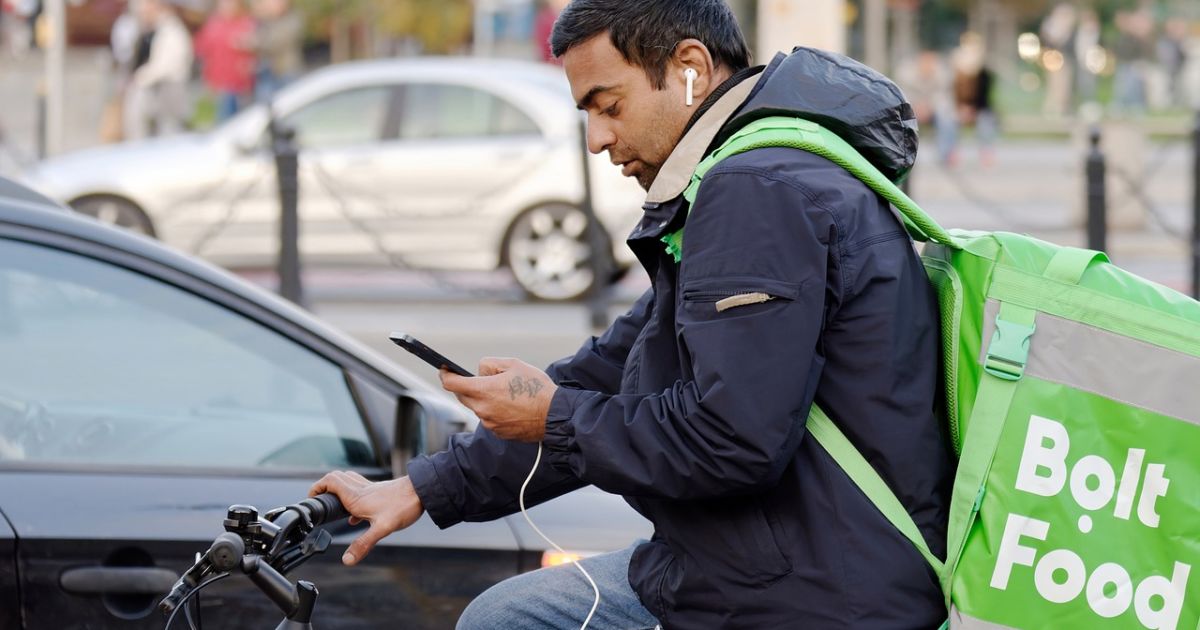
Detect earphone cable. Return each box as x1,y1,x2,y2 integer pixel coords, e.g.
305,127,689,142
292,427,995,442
519,443,600,630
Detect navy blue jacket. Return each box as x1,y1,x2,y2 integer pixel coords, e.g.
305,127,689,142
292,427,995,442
409,49,952,629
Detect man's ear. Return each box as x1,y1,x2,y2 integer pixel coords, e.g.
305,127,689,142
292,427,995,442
671,38,719,101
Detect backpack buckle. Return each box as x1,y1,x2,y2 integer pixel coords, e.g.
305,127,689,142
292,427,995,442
984,318,1036,381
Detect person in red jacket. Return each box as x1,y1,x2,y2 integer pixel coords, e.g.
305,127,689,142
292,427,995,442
533,0,569,64
194,0,256,122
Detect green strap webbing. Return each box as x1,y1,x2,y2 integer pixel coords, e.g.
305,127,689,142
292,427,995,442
940,301,1035,604
1042,247,1108,285
808,405,946,577
663,116,961,262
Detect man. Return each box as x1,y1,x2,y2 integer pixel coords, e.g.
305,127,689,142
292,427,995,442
312,1,951,627
123,0,193,140
250,0,303,103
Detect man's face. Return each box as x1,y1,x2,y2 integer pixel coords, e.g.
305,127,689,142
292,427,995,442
563,35,691,190
139,0,162,25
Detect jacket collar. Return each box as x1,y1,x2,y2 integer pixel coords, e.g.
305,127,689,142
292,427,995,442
643,67,764,205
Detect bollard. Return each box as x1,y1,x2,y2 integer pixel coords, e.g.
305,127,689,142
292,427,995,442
1086,125,1107,254
578,117,612,331
270,109,304,307
35,81,47,160
1192,111,1200,299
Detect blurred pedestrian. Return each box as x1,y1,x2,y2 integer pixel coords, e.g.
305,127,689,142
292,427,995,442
896,50,955,165
533,0,568,64
123,0,194,141
1073,9,1101,108
195,0,256,122
1112,8,1155,115
1039,2,1076,117
951,32,996,168
3,0,38,57
0,1,8,56
1158,18,1189,109
250,0,303,104
99,5,142,143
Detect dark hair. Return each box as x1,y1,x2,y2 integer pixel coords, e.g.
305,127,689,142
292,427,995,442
550,0,751,89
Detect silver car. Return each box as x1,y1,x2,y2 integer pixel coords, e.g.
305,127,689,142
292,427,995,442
22,57,646,301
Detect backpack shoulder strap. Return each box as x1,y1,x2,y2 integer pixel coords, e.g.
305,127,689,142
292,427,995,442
662,116,961,262
808,404,947,579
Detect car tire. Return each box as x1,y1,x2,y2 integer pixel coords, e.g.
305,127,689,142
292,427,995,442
504,203,614,302
69,195,156,237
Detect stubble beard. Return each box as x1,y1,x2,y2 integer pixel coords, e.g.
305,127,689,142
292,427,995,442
635,167,658,191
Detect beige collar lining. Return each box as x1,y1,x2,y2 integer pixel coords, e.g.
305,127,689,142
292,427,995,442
644,74,761,204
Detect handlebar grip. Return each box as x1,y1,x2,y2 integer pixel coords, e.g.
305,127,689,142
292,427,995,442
301,493,349,526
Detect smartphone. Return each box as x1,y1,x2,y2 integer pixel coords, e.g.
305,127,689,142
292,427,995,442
389,333,474,377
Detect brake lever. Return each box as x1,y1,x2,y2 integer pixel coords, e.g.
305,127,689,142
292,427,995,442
272,528,333,575
160,532,244,614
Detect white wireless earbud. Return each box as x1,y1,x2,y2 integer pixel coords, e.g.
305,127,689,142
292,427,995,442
684,68,697,106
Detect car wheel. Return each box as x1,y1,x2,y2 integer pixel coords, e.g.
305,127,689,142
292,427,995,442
69,195,156,237
504,203,610,302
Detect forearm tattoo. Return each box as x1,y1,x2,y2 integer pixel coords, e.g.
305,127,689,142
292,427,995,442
508,375,545,400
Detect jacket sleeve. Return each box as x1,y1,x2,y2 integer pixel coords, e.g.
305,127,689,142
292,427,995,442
406,426,585,529
541,164,835,499
545,288,653,394
406,290,653,529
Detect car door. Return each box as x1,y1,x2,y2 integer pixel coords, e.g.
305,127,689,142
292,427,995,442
365,82,549,264
0,232,524,629
278,84,400,266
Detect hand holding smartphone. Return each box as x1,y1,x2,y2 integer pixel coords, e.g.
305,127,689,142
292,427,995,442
389,333,474,377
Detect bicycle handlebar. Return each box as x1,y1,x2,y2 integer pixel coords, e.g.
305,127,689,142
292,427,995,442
159,493,348,625
298,493,349,527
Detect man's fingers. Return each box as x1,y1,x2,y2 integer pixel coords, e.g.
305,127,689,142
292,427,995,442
343,523,389,566
439,370,479,395
308,472,343,498
343,470,370,484
478,357,518,377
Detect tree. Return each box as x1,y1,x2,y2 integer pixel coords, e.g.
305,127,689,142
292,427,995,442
296,0,474,59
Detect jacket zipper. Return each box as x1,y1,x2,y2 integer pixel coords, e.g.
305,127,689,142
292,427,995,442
683,288,766,302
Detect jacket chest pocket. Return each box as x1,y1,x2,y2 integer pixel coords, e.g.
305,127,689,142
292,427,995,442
680,276,801,321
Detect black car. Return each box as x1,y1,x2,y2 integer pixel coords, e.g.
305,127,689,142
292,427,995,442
0,179,649,629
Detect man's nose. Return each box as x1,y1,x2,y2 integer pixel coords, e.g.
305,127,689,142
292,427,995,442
585,117,616,155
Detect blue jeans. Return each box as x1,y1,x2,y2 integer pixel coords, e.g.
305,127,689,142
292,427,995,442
215,91,243,122
457,542,661,630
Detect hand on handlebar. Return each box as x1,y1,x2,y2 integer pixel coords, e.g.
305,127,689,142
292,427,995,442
308,471,424,566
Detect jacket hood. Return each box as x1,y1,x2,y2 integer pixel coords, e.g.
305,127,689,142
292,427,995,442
723,47,919,181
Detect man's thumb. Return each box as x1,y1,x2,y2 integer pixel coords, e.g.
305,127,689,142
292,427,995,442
343,524,387,566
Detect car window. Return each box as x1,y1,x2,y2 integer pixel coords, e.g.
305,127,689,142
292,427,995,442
399,83,540,140
0,239,375,471
282,86,392,149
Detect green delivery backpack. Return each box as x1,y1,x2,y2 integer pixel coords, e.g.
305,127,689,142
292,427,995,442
669,116,1200,630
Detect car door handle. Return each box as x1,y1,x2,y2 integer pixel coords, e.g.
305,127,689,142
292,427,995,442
60,566,179,595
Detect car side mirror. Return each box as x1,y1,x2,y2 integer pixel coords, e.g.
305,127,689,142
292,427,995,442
392,394,469,477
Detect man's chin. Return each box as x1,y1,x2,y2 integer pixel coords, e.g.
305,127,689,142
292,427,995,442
633,169,656,191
